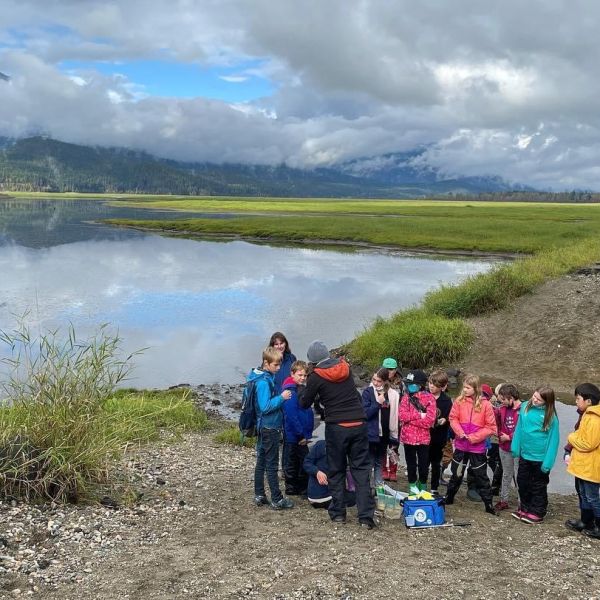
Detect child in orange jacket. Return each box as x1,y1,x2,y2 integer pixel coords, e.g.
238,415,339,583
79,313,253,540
445,374,498,515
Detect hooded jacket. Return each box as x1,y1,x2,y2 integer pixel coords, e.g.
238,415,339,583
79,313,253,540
398,390,436,446
299,358,365,424
567,404,600,484
246,367,285,430
282,376,314,443
511,401,560,473
362,384,400,443
450,395,497,454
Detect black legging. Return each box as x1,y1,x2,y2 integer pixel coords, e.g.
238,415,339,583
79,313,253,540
428,441,445,490
404,444,429,484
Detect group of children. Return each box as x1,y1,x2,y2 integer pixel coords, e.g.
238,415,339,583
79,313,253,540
250,333,600,537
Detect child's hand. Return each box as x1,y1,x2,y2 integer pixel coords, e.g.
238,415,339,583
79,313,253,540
376,393,386,405
282,390,292,400
316,471,328,485
500,433,510,443
437,418,446,426
564,453,571,465
419,412,427,419
298,438,308,446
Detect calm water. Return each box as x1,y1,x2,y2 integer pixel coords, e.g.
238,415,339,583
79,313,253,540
0,197,579,493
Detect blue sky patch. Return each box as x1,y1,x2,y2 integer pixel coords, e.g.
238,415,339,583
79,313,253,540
59,58,275,102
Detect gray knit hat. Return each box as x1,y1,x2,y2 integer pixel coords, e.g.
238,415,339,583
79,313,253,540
307,340,329,363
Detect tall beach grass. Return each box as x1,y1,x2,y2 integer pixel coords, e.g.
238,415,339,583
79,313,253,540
0,323,207,502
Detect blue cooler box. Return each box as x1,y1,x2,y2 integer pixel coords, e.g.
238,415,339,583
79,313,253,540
403,498,446,528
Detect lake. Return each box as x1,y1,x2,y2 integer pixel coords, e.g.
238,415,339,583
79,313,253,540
0,197,579,493
0,198,497,387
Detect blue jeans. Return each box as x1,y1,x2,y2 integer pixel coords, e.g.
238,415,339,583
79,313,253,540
254,428,282,503
578,478,600,519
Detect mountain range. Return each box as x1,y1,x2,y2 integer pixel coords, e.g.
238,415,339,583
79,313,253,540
0,136,526,198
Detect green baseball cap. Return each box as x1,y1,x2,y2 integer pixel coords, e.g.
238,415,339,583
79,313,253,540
382,357,398,369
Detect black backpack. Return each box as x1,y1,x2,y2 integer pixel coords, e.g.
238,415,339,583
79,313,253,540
239,372,274,438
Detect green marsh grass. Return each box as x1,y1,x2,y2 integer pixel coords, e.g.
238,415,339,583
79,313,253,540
107,197,600,368
0,323,207,502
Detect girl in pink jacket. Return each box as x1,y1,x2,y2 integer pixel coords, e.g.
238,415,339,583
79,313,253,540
445,374,498,515
399,370,436,495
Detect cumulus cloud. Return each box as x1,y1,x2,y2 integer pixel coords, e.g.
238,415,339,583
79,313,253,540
1,0,600,188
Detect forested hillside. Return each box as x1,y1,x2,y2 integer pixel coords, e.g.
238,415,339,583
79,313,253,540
0,136,523,198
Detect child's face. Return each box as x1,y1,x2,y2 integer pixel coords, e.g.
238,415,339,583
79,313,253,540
272,339,286,353
499,394,513,407
463,384,475,397
292,369,307,385
531,391,546,407
264,360,281,374
371,374,384,390
575,394,592,413
428,381,443,395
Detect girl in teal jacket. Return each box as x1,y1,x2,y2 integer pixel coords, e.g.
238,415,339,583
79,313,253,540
511,386,559,524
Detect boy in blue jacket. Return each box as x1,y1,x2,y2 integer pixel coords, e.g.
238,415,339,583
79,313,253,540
251,347,293,510
283,360,313,495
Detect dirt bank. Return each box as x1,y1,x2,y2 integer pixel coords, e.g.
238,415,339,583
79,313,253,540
0,422,597,600
461,271,600,398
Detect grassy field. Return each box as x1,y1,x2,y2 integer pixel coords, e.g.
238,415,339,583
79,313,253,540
104,196,600,370
107,200,600,255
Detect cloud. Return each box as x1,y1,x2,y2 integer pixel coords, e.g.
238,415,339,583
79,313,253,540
1,0,600,188
219,75,248,83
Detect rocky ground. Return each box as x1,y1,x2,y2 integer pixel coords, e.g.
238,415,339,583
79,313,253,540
0,406,598,600
2,271,600,599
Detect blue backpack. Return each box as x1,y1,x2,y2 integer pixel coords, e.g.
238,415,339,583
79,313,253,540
239,372,274,438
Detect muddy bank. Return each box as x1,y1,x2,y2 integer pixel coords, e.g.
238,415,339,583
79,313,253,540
0,418,596,600
461,271,600,398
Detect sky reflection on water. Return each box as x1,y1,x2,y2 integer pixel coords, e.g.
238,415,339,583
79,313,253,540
0,234,494,387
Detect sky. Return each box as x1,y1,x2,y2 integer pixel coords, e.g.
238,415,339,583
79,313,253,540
0,0,599,190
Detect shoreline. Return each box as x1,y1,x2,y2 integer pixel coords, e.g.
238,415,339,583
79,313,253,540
104,222,521,260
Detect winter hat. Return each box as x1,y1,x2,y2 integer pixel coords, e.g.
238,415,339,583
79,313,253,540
307,340,329,363
480,384,493,399
403,370,428,387
382,357,398,369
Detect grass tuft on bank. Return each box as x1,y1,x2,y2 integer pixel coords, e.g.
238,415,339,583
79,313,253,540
214,425,255,448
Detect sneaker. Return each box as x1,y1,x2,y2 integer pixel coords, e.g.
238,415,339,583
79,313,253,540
359,518,377,530
331,515,347,524
495,501,510,511
511,510,524,521
270,497,294,510
254,495,269,507
520,512,543,524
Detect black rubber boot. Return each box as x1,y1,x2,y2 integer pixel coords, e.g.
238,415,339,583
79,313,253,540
565,508,595,532
484,500,497,516
582,518,600,540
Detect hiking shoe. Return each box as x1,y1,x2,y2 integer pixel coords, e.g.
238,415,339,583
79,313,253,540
511,510,524,521
270,497,294,510
254,495,269,507
484,503,498,516
495,501,510,511
520,512,543,524
359,518,377,530
331,515,347,524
